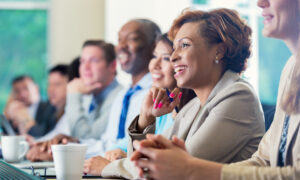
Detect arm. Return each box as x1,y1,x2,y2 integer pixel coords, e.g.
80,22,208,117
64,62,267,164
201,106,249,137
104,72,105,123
65,93,89,138
222,164,300,180
66,78,102,138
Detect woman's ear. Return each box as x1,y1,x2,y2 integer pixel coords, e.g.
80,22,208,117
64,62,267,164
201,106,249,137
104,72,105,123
216,43,226,60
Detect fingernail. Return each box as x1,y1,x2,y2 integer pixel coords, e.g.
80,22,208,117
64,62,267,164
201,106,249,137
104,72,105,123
153,99,156,102
158,103,163,109
154,103,158,109
178,92,182,99
169,93,175,98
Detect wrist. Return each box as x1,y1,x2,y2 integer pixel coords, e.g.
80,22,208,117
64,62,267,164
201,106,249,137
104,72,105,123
186,156,199,180
137,112,155,132
188,158,222,180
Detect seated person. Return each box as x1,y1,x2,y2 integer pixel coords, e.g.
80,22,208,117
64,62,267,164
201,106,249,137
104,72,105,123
104,33,196,161
64,40,123,139
35,64,70,142
129,1,300,180
83,8,265,179
26,40,123,161
4,75,55,137
27,19,162,161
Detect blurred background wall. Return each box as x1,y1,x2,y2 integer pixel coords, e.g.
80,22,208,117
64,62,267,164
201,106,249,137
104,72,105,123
0,0,291,113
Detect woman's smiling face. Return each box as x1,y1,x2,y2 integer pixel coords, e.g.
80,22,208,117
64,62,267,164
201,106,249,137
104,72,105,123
257,0,300,40
171,22,220,90
149,41,176,89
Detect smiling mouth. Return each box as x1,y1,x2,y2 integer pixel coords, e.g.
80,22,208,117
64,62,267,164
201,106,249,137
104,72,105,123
174,66,187,77
262,15,273,24
117,52,129,65
152,73,162,80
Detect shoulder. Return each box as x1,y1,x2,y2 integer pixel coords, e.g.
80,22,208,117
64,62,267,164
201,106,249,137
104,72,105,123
207,76,263,120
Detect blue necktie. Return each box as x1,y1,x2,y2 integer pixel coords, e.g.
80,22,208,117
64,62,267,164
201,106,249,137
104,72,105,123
117,85,142,139
278,115,290,166
88,97,97,114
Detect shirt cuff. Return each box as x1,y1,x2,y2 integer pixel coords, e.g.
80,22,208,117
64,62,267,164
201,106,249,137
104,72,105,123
128,115,156,139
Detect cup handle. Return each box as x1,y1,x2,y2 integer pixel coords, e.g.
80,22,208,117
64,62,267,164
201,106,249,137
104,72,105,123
19,141,29,160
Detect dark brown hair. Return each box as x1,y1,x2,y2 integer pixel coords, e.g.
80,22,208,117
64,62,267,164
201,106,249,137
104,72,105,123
169,8,252,73
82,40,116,64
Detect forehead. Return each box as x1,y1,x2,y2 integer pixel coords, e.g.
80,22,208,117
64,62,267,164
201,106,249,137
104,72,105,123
81,45,104,57
49,72,67,80
174,22,201,43
13,80,30,91
155,41,172,52
118,21,144,38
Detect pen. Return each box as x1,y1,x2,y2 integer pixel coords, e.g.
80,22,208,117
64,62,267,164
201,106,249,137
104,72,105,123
166,88,179,113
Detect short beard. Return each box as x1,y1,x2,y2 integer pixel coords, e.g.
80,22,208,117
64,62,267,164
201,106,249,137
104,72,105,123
125,51,150,76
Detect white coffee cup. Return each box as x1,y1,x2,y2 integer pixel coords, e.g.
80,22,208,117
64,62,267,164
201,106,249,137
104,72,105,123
52,144,87,180
1,136,29,163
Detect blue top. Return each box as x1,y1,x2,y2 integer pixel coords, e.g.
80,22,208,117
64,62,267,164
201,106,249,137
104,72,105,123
109,113,174,152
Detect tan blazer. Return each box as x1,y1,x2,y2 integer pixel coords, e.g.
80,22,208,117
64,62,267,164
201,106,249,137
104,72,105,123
102,70,265,179
222,56,300,180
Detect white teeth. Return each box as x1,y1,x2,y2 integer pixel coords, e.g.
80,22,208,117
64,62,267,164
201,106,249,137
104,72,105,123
117,53,128,60
174,66,186,73
152,74,162,79
117,53,129,64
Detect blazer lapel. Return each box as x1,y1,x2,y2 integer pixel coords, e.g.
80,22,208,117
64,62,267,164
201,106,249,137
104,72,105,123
285,114,300,161
271,109,285,166
175,98,201,140
206,70,240,103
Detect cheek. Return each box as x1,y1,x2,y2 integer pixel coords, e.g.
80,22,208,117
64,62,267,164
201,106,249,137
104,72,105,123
79,65,85,75
148,61,155,72
163,67,174,80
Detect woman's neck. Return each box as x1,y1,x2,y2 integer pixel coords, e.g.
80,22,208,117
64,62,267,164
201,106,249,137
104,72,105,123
194,69,224,106
194,86,214,106
284,31,300,55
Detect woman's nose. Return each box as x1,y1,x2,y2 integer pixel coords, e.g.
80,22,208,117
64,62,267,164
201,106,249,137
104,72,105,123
257,0,269,8
170,51,179,63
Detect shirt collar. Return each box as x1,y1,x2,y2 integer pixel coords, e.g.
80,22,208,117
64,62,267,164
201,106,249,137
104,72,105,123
132,72,152,90
93,78,119,104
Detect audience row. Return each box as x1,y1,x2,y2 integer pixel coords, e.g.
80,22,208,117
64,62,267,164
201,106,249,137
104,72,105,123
3,0,299,179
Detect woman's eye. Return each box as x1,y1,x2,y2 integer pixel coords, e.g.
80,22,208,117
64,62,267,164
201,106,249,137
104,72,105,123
163,56,170,61
181,42,190,48
152,55,157,59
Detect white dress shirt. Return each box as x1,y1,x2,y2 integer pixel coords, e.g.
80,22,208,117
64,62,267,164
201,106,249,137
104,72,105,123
81,73,152,158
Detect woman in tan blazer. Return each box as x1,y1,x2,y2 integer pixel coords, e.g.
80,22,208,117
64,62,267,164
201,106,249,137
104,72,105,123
83,8,265,179
130,0,300,179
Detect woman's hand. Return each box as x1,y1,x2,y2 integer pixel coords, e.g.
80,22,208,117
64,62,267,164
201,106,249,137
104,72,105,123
131,134,192,180
132,134,222,180
104,149,127,161
39,134,79,154
138,87,181,131
83,156,110,176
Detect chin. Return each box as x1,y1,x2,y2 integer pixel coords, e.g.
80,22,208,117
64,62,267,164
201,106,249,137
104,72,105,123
262,27,278,39
176,81,186,89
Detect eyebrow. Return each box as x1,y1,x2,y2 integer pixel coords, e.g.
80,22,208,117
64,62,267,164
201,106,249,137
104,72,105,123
176,37,193,44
